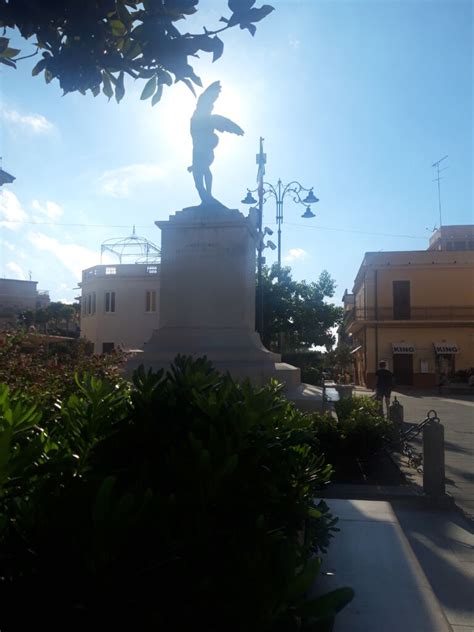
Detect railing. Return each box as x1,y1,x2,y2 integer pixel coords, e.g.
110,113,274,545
347,306,474,323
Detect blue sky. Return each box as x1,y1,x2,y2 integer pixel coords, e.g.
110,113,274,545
0,0,472,303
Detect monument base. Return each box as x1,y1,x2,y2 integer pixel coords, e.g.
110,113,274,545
126,325,301,389
124,204,324,408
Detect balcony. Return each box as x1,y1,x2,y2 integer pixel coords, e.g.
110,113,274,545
346,306,474,327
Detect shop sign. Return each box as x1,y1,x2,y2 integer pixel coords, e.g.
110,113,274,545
433,342,459,354
392,343,415,354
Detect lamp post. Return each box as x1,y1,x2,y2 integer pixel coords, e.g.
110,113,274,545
241,138,319,342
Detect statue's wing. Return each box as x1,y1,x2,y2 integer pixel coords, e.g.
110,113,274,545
212,115,244,136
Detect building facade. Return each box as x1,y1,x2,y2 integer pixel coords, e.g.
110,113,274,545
79,263,160,353
0,278,50,328
344,226,474,388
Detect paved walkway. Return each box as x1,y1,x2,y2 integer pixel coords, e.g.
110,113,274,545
315,499,452,631
393,391,474,520
335,388,474,630
392,502,474,632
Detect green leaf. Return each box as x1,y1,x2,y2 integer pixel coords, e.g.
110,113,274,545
116,2,133,24
102,71,113,99
2,47,20,59
286,557,322,603
123,39,141,59
44,69,53,84
115,71,125,103
180,78,196,96
211,36,224,62
0,384,9,408
299,587,354,620
151,83,163,106
0,58,16,68
0,37,9,54
158,70,173,86
0,427,13,470
31,58,47,76
109,19,127,36
140,76,156,100
308,506,322,519
93,476,116,525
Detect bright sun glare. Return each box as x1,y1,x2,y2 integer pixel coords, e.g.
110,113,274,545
153,81,245,164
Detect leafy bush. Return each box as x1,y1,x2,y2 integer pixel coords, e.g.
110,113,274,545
0,331,127,413
0,356,353,631
282,351,325,385
313,397,392,478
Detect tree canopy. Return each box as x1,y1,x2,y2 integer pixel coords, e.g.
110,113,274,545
20,301,79,335
0,0,274,103
261,265,343,352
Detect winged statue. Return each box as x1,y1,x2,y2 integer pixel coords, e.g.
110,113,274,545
188,81,244,205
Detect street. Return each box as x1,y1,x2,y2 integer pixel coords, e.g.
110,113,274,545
393,391,474,519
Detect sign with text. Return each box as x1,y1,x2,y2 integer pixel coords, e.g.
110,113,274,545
392,343,416,354
433,342,459,354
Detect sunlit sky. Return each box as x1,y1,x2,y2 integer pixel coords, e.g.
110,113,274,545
0,0,472,304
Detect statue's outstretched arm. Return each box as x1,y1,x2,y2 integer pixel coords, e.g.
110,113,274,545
211,114,244,136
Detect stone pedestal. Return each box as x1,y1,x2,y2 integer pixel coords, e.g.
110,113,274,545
126,205,301,389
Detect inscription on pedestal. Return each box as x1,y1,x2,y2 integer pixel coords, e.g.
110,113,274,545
176,242,245,258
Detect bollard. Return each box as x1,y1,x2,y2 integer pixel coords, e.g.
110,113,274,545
423,420,445,496
335,384,353,400
389,397,404,425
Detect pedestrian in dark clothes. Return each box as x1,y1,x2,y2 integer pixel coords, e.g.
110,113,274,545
375,361,393,416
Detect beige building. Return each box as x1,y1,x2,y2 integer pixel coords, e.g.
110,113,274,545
79,263,160,353
344,225,474,388
0,278,50,328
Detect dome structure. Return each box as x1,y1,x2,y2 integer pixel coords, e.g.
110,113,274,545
100,226,160,264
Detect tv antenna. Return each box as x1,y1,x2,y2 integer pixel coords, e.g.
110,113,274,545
432,155,448,227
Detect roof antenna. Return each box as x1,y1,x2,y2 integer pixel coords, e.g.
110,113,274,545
432,155,448,228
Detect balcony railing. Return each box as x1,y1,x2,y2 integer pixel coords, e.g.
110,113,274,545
347,306,474,323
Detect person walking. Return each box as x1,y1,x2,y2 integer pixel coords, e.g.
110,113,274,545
374,360,393,416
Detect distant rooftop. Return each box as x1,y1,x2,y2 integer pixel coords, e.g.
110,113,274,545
428,225,474,251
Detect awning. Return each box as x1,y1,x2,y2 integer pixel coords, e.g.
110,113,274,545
392,343,415,354
434,342,459,354
350,345,362,354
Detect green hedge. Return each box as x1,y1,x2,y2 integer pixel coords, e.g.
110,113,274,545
0,356,353,631
313,397,392,479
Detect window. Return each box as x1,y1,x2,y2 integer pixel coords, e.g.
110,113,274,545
82,297,86,316
105,291,116,313
92,292,96,315
454,241,466,251
393,280,410,320
102,342,115,353
87,294,92,315
105,266,116,275
146,290,156,312
147,265,158,274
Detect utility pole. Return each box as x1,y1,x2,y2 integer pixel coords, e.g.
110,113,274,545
256,137,266,337
432,155,448,228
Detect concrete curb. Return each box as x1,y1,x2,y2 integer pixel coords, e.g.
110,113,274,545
319,483,455,510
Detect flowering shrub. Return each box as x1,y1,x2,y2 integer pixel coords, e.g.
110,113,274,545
0,332,127,412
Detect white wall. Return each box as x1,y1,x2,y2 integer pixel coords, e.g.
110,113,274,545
80,264,160,353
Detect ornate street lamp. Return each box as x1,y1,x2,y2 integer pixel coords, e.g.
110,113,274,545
242,172,318,271
242,138,319,342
